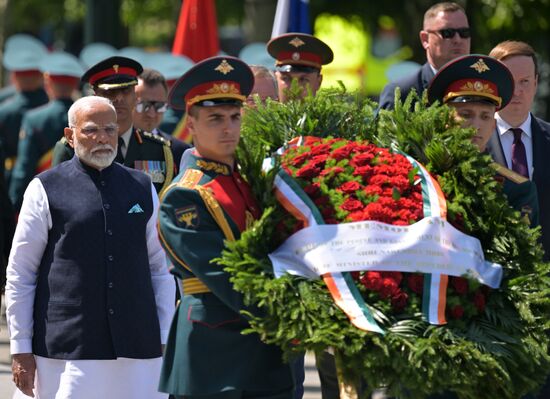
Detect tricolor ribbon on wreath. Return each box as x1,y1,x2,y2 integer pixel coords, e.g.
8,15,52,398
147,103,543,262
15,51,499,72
267,139,503,334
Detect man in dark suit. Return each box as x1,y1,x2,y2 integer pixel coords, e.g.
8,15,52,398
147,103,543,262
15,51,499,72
378,2,471,110
486,41,550,263
51,56,176,195
133,68,190,168
486,41,550,399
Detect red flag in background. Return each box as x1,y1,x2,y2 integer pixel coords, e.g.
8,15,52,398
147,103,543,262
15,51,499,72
172,0,220,62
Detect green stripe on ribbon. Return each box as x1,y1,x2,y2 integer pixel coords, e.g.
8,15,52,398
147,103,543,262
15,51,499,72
278,169,325,225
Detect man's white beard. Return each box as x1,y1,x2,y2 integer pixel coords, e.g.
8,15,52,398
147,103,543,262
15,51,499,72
74,138,116,170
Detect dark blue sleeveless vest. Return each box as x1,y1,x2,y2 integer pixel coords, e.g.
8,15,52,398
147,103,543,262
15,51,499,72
33,156,161,360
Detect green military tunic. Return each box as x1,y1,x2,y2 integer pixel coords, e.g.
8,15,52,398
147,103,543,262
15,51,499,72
51,127,175,194
8,98,73,210
0,88,49,176
157,152,294,397
0,85,16,104
492,162,540,227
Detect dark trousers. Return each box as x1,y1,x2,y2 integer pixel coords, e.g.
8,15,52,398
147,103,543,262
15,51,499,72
291,355,305,399
179,388,294,399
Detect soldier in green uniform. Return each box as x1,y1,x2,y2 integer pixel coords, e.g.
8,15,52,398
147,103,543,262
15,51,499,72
51,56,175,194
157,56,294,399
0,85,17,104
0,141,15,315
0,42,49,182
267,33,333,103
428,54,539,227
0,34,49,105
8,51,84,211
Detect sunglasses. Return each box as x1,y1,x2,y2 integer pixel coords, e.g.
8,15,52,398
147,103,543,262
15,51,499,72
427,27,471,39
135,101,168,113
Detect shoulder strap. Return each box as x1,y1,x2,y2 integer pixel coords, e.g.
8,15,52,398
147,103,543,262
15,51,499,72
490,162,529,184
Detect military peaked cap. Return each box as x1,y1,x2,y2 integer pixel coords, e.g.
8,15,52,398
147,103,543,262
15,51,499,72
428,54,514,110
168,56,253,110
267,33,333,73
82,56,143,90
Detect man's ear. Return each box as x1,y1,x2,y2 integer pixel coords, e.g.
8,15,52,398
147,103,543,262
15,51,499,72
420,30,429,49
64,127,75,148
186,115,194,133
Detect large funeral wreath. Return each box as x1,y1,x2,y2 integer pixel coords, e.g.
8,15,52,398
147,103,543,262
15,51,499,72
218,89,550,398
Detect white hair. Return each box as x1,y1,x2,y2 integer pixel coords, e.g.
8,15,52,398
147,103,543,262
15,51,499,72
67,96,116,127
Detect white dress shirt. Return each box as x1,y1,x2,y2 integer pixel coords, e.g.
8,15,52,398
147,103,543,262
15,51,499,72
495,113,534,179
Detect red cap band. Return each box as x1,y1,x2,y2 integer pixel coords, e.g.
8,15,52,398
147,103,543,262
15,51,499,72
13,70,42,77
185,80,242,105
276,51,322,68
444,78,498,99
88,66,138,86
48,75,80,86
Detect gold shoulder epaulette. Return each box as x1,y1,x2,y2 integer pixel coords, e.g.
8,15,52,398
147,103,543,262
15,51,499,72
159,168,203,201
178,169,204,189
142,130,171,147
490,162,529,185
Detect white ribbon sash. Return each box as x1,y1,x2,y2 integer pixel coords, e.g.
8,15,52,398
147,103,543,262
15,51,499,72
269,216,502,289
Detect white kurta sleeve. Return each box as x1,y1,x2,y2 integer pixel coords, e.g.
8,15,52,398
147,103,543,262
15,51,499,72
5,178,51,354
147,183,175,344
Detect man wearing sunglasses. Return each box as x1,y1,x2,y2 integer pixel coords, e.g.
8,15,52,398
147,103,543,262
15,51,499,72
379,2,470,110
134,68,190,169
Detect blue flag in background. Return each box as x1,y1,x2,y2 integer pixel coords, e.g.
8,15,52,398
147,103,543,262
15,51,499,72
271,0,311,38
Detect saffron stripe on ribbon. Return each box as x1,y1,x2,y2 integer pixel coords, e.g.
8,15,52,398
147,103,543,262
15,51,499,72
323,273,384,334
274,170,324,227
273,165,383,333
402,153,448,325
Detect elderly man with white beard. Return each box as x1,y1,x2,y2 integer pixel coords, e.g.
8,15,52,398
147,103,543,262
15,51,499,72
5,95,175,399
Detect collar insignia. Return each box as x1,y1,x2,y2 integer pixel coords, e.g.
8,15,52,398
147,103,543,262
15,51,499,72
289,37,305,48
470,59,490,73
113,64,119,73
215,59,234,75
196,159,230,175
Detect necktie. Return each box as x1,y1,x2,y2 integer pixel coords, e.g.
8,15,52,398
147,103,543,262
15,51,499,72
115,137,124,163
510,128,529,178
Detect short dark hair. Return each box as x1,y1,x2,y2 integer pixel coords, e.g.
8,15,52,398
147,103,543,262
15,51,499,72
139,68,168,92
188,105,199,118
489,40,539,77
424,2,466,27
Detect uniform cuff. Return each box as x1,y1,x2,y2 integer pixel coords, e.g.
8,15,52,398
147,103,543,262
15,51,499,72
10,339,33,355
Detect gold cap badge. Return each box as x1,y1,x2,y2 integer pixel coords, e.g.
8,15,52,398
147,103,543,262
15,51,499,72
112,64,119,73
470,59,490,73
215,59,234,75
289,37,305,48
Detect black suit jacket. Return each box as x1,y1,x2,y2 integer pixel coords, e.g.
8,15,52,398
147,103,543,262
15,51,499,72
486,114,550,260
378,62,435,110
